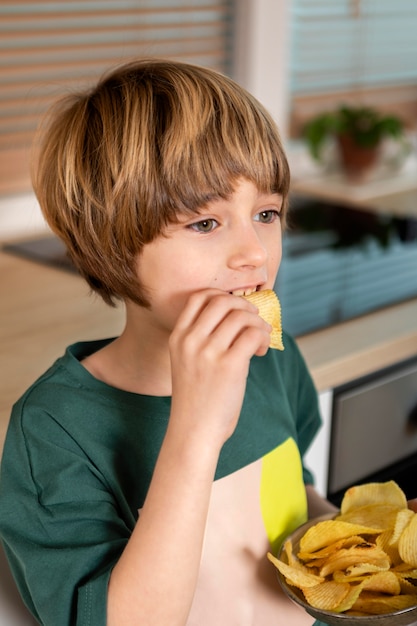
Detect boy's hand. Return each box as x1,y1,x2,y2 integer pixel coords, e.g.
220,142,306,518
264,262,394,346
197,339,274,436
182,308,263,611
408,499,417,513
168,289,271,449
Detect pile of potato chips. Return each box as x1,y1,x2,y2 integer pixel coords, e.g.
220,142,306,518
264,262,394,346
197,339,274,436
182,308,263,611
268,481,417,616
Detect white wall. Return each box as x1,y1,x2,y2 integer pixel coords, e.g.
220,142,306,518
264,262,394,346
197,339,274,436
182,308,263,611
0,193,49,241
233,0,291,137
304,390,333,497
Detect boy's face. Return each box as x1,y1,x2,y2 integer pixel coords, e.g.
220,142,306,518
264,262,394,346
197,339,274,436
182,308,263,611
136,178,283,333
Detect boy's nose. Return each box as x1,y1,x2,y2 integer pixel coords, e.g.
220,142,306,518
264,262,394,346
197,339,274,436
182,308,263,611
228,226,268,269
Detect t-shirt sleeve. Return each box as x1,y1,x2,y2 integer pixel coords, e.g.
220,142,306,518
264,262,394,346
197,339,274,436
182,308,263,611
283,333,322,485
0,399,132,626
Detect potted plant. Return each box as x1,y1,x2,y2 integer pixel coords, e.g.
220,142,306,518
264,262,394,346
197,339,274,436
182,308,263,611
302,104,406,179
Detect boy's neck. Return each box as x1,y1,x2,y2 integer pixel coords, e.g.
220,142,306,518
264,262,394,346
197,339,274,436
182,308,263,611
82,321,173,396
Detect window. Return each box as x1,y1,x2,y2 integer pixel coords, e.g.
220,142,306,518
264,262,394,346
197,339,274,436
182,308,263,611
289,0,417,135
0,0,235,195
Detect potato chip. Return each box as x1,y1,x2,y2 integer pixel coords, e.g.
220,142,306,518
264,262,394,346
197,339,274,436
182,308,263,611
333,563,391,582
398,512,417,567
376,528,402,566
351,592,417,614
241,289,284,350
336,503,401,529
318,544,390,577
340,480,407,515
361,570,401,595
298,535,367,562
394,566,417,578
299,519,382,554
334,581,367,613
268,480,417,618
282,538,297,567
395,569,417,596
302,580,351,611
267,552,324,588
390,508,415,545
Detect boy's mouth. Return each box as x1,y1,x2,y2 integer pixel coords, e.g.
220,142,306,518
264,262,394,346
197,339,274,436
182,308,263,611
229,286,261,297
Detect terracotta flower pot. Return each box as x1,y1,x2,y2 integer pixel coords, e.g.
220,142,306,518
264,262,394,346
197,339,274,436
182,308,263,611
337,133,381,181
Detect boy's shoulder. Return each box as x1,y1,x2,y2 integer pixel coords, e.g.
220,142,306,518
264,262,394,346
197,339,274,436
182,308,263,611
10,339,116,430
16,339,112,400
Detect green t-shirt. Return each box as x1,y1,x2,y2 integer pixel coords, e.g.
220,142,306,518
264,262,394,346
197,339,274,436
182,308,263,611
0,333,321,625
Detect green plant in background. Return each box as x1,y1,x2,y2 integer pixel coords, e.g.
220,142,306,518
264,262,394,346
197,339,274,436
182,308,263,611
303,104,405,162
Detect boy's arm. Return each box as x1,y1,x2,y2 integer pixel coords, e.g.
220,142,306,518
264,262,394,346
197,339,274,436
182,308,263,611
108,425,219,626
107,291,272,626
305,484,338,519
407,498,417,512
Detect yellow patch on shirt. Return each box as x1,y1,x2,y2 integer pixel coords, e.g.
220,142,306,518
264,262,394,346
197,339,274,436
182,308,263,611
260,437,308,554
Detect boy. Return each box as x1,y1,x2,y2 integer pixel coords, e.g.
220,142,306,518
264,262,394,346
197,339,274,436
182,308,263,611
0,58,336,625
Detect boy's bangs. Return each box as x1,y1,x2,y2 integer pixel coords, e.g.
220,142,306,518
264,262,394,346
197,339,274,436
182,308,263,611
156,98,290,221
164,159,288,224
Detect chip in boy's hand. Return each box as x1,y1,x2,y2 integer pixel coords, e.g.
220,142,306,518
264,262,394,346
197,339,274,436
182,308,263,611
241,289,284,350
268,481,417,616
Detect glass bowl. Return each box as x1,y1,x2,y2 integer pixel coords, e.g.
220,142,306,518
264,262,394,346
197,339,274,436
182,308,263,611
276,514,417,626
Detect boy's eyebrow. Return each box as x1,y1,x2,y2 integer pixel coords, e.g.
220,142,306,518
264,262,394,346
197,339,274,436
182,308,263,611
258,192,283,204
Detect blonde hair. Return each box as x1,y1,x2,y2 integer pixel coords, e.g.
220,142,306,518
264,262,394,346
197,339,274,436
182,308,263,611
33,58,290,306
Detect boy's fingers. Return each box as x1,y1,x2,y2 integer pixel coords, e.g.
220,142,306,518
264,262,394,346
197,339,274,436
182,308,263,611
173,290,258,338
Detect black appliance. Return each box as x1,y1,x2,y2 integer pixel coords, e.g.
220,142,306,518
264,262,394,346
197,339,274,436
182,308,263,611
327,356,417,507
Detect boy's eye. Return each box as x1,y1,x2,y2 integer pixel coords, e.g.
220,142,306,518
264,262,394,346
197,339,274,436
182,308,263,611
188,218,218,233
255,210,280,224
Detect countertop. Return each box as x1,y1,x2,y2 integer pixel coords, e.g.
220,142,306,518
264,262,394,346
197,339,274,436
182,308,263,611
1,249,417,453
290,161,417,218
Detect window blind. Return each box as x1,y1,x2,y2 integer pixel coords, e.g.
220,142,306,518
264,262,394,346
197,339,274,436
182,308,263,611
0,0,234,195
289,0,417,134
